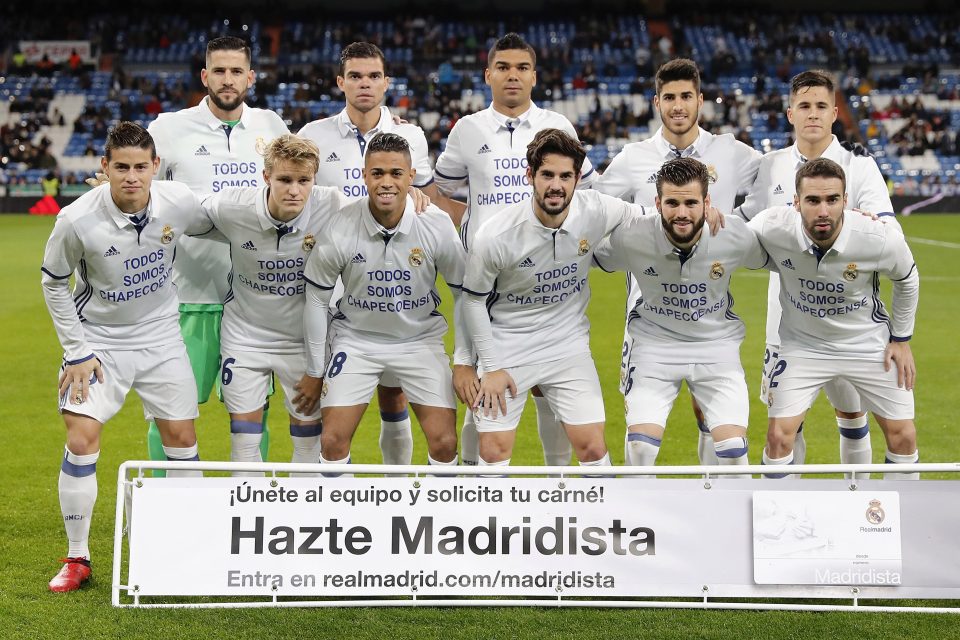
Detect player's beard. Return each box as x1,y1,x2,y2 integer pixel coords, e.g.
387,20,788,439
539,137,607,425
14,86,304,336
534,187,572,218
804,215,840,243
208,87,245,112
662,210,705,245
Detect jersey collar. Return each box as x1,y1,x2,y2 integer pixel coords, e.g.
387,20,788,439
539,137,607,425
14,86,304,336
199,97,250,131
360,194,415,237
102,185,154,229
336,106,392,139
487,102,539,131
791,135,841,165
653,126,712,160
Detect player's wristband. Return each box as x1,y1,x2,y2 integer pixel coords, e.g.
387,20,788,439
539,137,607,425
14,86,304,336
889,335,911,343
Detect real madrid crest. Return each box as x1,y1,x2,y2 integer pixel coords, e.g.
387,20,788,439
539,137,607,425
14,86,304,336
578,238,590,256
767,390,774,408
409,247,425,267
843,263,858,281
255,136,267,155
302,234,316,252
161,224,174,244
320,382,328,399
865,499,885,525
706,165,718,184
710,261,724,280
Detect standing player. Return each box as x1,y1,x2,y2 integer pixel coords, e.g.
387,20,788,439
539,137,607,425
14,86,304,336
42,123,205,592
462,129,638,471
302,133,465,470
299,41,463,467
146,36,289,466
435,33,597,467
201,135,345,476
594,158,768,473
595,58,761,466
737,70,895,469
747,159,919,479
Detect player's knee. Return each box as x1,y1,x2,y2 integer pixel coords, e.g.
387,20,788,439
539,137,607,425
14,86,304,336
428,431,458,460
765,421,798,457
377,386,406,412
65,433,99,456
576,442,608,464
320,432,351,460
883,422,917,454
479,438,511,463
158,424,197,448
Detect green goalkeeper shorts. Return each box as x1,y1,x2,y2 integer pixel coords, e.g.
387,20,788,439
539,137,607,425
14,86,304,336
178,304,223,403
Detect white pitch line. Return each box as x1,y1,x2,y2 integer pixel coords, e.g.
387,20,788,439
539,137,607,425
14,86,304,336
907,237,960,249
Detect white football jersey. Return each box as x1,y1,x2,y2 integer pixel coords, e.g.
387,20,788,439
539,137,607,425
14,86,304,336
462,190,639,371
298,106,434,197
40,182,209,361
200,185,345,354
434,103,597,249
148,98,289,304
595,126,761,211
748,206,918,360
736,135,895,345
594,215,768,364
302,197,466,376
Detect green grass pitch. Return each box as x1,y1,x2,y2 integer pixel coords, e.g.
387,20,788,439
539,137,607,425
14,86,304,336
2,213,959,638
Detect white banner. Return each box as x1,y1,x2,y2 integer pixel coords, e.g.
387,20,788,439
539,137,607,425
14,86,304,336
753,491,902,585
18,40,93,64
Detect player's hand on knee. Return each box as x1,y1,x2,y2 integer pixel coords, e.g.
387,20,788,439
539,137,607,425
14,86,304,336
84,172,108,188
410,187,431,213
705,206,726,235
884,341,916,390
474,369,516,419
453,365,481,405
59,356,103,405
292,375,323,415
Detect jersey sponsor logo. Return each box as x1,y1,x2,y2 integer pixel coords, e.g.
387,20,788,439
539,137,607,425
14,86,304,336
577,239,590,256
477,144,492,154
103,245,120,257
326,152,341,162
643,266,658,276
351,253,366,264
843,263,859,281
194,145,210,156
780,258,795,270
773,184,784,195
518,256,535,268
408,247,425,267
241,240,257,251
160,225,174,244
710,261,725,280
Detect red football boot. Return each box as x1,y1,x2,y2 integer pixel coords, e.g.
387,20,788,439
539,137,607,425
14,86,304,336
48,558,92,593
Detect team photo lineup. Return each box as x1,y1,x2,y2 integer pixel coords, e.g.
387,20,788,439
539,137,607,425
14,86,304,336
39,32,921,593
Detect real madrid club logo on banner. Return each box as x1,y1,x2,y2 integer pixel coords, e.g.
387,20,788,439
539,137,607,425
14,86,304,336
843,263,858,281
710,261,724,280
409,248,425,267
302,234,316,252
866,499,886,524
706,165,718,184
255,136,267,155
161,225,174,244
578,238,590,256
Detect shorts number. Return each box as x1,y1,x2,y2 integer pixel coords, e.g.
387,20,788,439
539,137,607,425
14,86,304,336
624,365,636,394
328,352,347,378
768,359,787,389
221,357,236,386
621,340,630,368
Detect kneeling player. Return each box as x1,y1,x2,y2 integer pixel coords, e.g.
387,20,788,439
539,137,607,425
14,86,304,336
303,133,466,471
748,158,920,479
41,123,206,592
594,158,768,474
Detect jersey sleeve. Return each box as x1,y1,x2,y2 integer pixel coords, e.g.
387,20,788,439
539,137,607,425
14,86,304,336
302,221,346,291
301,224,345,377
738,222,770,270
881,226,919,340
593,147,633,200
408,126,435,188
147,117,174,181
736,144,763,195
852,157,895,216
736,159,771,221
40,214,91,362
592,220,633,273
434,123,469,195
461,231,502,298
182,188,214,236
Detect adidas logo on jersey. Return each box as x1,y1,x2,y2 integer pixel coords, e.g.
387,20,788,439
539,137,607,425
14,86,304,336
194,145,210,156
326,152,340,162
241,240,257,251
643,266,658,276
780,258,795,270
351,253,366,264
646,174,657,183
477,144,492,154
103,245,120,257
773,184,784,195
518,257,535,268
